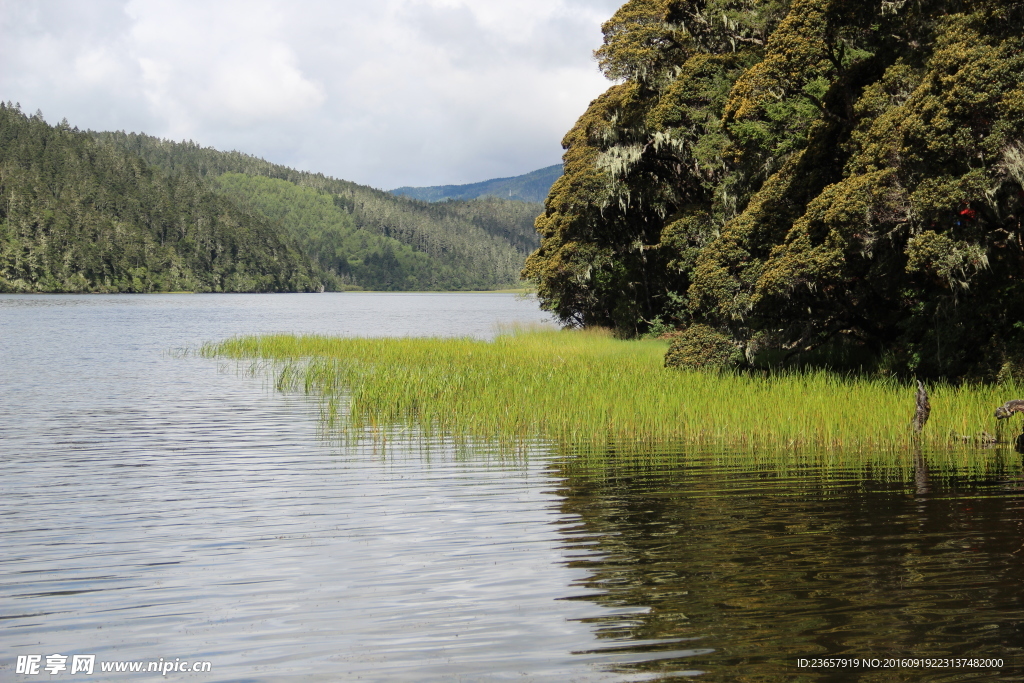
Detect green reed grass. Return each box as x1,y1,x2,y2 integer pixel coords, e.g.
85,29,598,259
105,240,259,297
201,328,1023,457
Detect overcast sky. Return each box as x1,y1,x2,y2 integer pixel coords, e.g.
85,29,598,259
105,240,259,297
0,0,621,189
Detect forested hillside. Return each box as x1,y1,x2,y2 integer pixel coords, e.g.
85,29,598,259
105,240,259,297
0,104,322,293
93,132,539,290
524,0,1024,380
213,174,445,290
391,164,561,203
412,196,544,255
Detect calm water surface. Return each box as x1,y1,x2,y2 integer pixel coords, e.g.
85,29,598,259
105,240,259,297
3,293,1024,681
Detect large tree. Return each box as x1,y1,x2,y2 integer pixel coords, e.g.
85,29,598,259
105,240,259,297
524,0,1024,379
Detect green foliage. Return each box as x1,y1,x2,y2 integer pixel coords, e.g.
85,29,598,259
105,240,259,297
413,196,542,256
0,104,321,293
525,0,1024,380
664,323,742,369
93,131,538,291
212,173,438,290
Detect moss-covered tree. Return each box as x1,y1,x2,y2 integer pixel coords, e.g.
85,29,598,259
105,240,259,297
524,0,1024,380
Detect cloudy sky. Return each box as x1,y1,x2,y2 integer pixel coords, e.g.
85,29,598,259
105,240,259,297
0,0,621,189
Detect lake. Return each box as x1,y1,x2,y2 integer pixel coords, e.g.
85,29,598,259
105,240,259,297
2,293,1023,681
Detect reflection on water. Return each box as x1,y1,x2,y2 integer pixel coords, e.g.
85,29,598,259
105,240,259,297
550,450,1024,681
3,294,1024,681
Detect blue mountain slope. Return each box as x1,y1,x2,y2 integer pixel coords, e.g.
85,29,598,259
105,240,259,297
390,164,562,203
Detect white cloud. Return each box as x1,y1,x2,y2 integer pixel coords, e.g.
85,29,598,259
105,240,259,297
126,0,326,129
0,0,622,188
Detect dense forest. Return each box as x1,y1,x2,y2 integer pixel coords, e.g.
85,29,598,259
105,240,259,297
0,104,322,293
93,131,540,291
0,105,541,293
391,164,562,203
523,0,1024,380
210,173,435,291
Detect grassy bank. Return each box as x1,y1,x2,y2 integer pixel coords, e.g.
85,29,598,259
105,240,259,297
202,328,1023,455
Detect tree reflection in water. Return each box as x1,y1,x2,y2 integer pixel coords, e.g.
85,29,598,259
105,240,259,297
548,447,1024,681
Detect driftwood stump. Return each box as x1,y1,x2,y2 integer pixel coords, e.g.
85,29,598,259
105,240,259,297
912,380,930,434
995,399,1024,419
994,399,1024,451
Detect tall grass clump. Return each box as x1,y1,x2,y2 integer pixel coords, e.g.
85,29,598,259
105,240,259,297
201,328,1024,456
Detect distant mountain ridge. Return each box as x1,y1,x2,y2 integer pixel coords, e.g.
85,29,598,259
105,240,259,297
390,164,561,203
